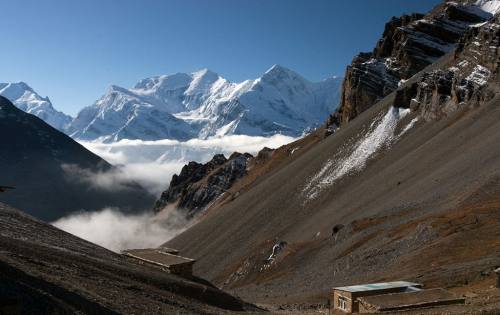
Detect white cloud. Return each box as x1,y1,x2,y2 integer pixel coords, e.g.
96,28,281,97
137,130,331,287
77,134,296,196
52,206,190,252
55,134,297,252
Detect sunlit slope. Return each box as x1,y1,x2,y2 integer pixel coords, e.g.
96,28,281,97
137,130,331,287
167,54,500,304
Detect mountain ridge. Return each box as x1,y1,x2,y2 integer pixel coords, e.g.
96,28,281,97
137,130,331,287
0,95,155,221
326,0,493,130
68,65,342,142
0,82,72,131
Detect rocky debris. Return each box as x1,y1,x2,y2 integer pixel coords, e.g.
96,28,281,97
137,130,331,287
495,267,500,288
261,241,288,271
395,15,499,120
254,147,275,164
154,152,253,218
326,1,490,130
331,224,345,237
265,241,288,263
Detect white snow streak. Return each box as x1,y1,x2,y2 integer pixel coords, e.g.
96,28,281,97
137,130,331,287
476,0,500,15
465,65,491,87
303,107,411,200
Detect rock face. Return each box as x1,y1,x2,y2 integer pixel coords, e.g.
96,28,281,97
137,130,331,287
327,1,491,129
154,152,253,218
396,14,499,120
0,96,154,221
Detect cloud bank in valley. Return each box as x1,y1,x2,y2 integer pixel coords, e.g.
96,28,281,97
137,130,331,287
77,134,296,196
52,207,190,252
55,134,297,252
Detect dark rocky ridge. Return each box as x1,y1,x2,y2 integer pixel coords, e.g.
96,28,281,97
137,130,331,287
154,152,253,218
0,96,155,221
327,0,490,130
0,202,259,314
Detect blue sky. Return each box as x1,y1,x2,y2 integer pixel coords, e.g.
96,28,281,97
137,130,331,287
0,0,440,115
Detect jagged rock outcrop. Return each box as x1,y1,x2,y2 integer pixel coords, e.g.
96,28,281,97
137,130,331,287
154,152,253,218
327,1,491,130
395,14,499,120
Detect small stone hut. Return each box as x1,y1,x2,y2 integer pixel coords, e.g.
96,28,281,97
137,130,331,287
122,248,195,278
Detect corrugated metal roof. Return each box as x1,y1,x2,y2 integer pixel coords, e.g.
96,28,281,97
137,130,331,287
334,281,422,293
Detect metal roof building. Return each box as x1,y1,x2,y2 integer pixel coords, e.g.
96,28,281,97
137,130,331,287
331,281,422,313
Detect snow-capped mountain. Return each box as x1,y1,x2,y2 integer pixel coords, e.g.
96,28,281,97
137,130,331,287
0,82,72,131
68,66,342,142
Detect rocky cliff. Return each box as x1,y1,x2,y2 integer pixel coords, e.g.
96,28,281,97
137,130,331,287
154,152,253,218
327,0,491,130
395,13,499,120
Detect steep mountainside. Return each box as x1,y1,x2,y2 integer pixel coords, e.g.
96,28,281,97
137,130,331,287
327,0,496,129
0,82,72,131
0,203,259,314
68,66,342,142
0,96,154,221
166,2,500,312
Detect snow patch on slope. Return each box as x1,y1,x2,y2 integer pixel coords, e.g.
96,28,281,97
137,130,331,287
476,0,500,15
303,107,411,200
465,65,491,86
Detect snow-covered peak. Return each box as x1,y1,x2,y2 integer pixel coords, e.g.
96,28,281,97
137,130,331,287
0,82,71,131
262,64,307,82
0,82,37,100
109,84,133,94
191,68,218,80
185,68,222,95
133,73,192,93
69,66,343,142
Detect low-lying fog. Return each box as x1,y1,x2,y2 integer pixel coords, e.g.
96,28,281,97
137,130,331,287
53,135,296,252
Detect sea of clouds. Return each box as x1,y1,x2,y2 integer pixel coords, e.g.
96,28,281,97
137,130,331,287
77,134,295,196
53,134,296,252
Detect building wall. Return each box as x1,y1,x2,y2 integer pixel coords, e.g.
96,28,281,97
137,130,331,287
358,302,376,313
332,287,415,313
168,262,194,278
332,291,354,313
